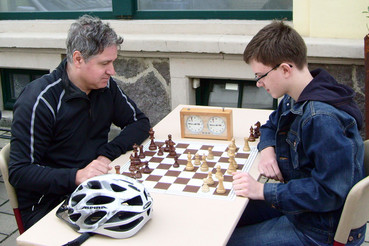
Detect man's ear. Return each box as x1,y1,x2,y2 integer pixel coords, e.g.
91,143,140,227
281,63,293,78
72,51,84,68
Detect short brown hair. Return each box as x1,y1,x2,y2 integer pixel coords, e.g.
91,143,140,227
243,21,307,70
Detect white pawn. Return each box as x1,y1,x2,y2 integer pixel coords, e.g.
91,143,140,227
243,137,250,152
227,157,236,174
216,176,226,194
200,154,209,171
186,152,194,171
201,178,210,193
206,171,215,185
207,147,214,160
215,165,223,179
194,153,201,165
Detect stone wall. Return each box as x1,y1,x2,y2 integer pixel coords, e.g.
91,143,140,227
309,63,366,138
111,58,366,138
113,57,172,128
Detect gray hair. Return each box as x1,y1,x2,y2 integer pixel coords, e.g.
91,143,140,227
66,15,123,63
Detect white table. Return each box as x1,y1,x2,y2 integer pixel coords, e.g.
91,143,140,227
16,105,272,246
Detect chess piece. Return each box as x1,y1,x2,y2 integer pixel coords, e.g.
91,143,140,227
215,165,223,179
254,121,261,138
173,155,180,168
164,139,170,152
206,171,215,185
243,137,250,152
194,153,201,165
157,144,164,156
231,138,237,149
207,147,214,160
228,139,237,157
227,157,236,174
139,145,145,159
169,141,177,157
200,154,209,171
142,161,151,174
216,176,226,194
229,155,237,169
133,144,139,159
186,152,194,171
114,165,120,174
135,170,142,179
248,126,256,142
149,128,157,150
201,178,210,193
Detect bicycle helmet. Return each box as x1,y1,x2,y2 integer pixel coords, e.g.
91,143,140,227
56,174,153,239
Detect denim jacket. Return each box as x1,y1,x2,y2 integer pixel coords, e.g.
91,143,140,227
258,95,365,244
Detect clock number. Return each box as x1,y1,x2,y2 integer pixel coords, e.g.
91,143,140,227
186,115,204,133
208,116,226,135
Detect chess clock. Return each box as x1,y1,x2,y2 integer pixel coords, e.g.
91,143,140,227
180,107,233,140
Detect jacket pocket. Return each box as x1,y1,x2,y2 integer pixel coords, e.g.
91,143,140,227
286,130,300,169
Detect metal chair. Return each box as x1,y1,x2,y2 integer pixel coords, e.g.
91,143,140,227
333,139,369,245
0,143,25,234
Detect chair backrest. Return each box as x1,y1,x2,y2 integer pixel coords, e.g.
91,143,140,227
333,139,369,245
364,139,369,176
0,143,25,234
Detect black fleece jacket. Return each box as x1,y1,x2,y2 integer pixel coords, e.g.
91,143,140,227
9,59,150,211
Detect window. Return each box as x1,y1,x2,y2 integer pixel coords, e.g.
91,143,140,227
196,79,277,110
0,0,292,20
1,68,49,110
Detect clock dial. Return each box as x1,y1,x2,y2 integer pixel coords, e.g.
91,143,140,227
208,116,226,134
186,115,204,133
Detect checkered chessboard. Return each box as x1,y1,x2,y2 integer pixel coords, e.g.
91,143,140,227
120,140,258,200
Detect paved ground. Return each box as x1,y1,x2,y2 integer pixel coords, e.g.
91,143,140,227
0,126,368,245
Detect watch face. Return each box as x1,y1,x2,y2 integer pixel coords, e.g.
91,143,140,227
186,115,204,133
208,116,226,135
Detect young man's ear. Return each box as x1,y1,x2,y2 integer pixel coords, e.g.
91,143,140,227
281,63,293,78
72,51,84,68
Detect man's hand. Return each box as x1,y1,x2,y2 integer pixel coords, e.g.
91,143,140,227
75,157,112,185
232,172,264,200
258,146,284,183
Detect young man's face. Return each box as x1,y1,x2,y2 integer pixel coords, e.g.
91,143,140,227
77,45,118,94
250,60,286,99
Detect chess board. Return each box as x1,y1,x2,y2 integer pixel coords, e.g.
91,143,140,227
120,140,258,201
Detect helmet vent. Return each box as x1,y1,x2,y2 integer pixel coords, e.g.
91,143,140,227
85,211,107,225
87,180,102,189
69,213,81,222
71,194,86,206
105,217,144,232
111,184,127,192
123,195,143,206
87,196,115,205
106,211,139,223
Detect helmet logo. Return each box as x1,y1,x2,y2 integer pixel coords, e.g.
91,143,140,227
81,206,107,210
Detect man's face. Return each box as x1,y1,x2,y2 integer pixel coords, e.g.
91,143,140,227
249,60,286,99
78,45,118,93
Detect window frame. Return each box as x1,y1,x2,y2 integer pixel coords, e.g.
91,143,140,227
196,78,277,110
0,0,292,20
1,68,49,110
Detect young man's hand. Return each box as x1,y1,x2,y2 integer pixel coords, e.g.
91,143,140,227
258,146,284,183
232,172,264,200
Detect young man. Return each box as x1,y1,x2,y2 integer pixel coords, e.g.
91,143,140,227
228,21,366,245
9,15,150,230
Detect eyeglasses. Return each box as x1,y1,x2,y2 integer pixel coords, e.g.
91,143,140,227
254,64,281,83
